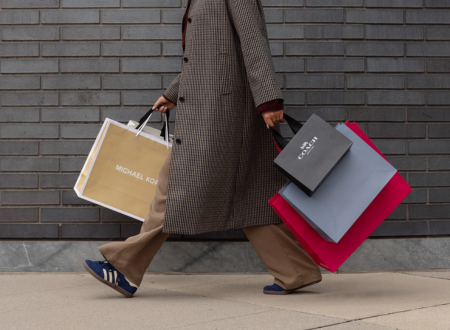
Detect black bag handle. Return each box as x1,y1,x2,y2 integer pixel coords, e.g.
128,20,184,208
269,113,302,151
136,104,171,141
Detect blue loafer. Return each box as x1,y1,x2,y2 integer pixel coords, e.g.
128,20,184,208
263,279,322,295
83,259,138,298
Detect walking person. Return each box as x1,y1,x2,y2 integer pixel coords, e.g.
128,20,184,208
83,0,322,297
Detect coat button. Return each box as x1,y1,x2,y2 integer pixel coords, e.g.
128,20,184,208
183,57,188,63
188,18,192,23
179,97,185,103
176,139,182,145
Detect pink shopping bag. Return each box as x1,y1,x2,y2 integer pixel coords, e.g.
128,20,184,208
269,121,412,273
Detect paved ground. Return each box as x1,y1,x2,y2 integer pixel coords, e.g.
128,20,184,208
1,271,450,330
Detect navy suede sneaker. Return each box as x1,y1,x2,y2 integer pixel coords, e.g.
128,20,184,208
83,259,138,298
263,279,322,295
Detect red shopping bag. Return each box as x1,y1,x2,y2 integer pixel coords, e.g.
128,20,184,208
269,121,412,272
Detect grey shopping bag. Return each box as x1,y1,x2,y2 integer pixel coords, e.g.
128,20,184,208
279,124,397,243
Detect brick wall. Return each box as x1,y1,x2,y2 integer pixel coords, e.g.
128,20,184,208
0,0,449,241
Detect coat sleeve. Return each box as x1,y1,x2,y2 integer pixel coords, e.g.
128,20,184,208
226,0,283,109
162,73,181,104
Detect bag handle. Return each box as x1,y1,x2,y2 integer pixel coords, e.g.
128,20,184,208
135,104,171,149
269,113,302,151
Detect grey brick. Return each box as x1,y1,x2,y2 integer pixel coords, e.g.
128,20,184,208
41,174,78,188
366,0,423,7
286,42,344,56
264,9,284,23
368,91,425,105
270,42,284,56
347,107,406,122
409,140,450,154
2,0,59,8
426,27,450,41
367,58,424,72
0,208,39,222
163,42,183,56
102,107,162,122
430,188,450,203
286,9,343,23
385,156,427,171
267,25,304,39
41,141,93,155
0,174,38,188
1,59,58,74
61,59,119,73
0,224,58,238
371,221,428,237
305,25,364,39
347,42,404,56
122,224,141,238
408,75,450,89
348,74,404,89
0,76,40,90
42,208,99,222
407,10,450,24
61,92,120,106
42,10,100,24
61,224,120,239
43,42,100,57
281,91,306,105
0,142,39,155
1,157,59,172
2,27,59,41
43,75,101,90
429,124,450,138
407,43,450,57
428,91,450,105
123,58,181,73
0,11,39,24
372,139,406,154
307,58,365,72
286,107,346,121
409,173,450,186
1,124,59,139
307,91,365,105
62,190,93,205
102,208,139,223
306,0,363,6
411,205,450,220
368,124,426,138
103,75,161,90
429,156,450,170
123,26,181,40
0,43,39,57
123,90,165,106
62,26,120,40
1,191,59,205
401,189,428,204
272,58,304,73
408,108,450,122
163,74,179,88
61,124,102,138
286,74,344,89
0,108,39,122
103,9,160,24
62,0,120,8
430,221,450,235
426,0,450,8
103,42,161,57
61,157,87,172
162,9,183,23
366,25,423,40
347,9,403,24
123,0,180,7
42,108,100,122
386,204,407,220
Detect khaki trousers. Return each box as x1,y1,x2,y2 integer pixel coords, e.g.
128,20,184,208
99,150,321,289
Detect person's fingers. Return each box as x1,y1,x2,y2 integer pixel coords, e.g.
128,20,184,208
265,117,275,128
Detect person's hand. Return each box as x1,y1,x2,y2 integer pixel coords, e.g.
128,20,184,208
152,95,176,116
262,109,284,128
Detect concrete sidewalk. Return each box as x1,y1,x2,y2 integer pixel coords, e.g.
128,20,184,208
1,271,450,330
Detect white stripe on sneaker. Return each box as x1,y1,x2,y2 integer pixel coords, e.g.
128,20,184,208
113,271,117,285
103,269,108,282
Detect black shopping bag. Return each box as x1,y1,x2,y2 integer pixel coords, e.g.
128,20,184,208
271,113,353,197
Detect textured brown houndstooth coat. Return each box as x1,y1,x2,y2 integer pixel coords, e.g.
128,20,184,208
161,0,286,235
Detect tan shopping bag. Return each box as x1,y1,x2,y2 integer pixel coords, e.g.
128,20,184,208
74,113,172,221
